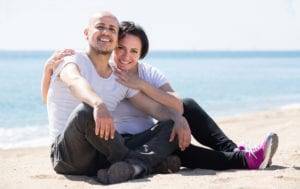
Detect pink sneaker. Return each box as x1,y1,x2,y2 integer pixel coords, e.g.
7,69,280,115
236,144,246,151
244,133,277,169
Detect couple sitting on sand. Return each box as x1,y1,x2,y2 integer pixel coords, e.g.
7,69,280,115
41,11,279,185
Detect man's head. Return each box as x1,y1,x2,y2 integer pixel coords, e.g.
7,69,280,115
84,11,119,55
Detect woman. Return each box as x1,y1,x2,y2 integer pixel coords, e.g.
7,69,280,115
42,21,278,171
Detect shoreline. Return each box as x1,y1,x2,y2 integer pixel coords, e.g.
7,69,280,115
2,103,300,150
1,107,300,188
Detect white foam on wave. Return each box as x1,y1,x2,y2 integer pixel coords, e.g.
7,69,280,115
280,103,300,110
0,125,50,149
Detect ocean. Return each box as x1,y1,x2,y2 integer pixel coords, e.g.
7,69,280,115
0,50,300,149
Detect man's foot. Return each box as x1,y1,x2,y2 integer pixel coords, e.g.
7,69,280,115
96,168,109,185
244,133,278,169
237,133,279,167
96,161,136,185
152,155,181,174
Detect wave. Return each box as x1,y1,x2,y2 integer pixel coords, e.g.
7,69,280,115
280,103,300,110
0,125,50,149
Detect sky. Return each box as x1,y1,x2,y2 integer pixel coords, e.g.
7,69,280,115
0,0,299,51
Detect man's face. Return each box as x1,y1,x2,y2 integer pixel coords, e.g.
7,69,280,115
85,15,119,54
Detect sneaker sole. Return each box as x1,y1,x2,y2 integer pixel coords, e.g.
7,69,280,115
153,155,181,174
96,169,109,184
258,134,273,169
267,133,279,167
107,162,134,184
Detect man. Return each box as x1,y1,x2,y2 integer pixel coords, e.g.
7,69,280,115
46,11,191,184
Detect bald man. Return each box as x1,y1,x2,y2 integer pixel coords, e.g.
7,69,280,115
47,11,191,184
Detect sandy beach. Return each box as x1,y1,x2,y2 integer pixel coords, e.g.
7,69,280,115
1,107,300,189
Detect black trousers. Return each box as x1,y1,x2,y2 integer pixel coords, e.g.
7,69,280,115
50,103,179,176
176,98,248,170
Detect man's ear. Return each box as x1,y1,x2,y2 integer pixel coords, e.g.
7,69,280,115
84,28,89,40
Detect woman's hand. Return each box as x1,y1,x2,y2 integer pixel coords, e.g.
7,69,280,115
114,67,143,90
44,49,75,75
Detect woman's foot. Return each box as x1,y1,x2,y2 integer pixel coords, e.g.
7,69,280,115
244,132,278,169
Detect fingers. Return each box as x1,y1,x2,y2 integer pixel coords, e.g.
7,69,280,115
104,123,111,140
169,129,176,142
101,120,115,140
114,70,128,82
99,120,105,138
46,49,75,72
178,129,185,151
94,116,115,140
95,119,100,136
180,127,191,151
173,125,191,151
110,123,115,139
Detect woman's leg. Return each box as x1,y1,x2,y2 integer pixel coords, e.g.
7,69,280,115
176,145,247,170
182,98,238,152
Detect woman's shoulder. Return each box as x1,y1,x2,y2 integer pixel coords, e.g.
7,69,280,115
138,63,161,75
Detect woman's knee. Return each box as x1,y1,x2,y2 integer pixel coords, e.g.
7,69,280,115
182,98,199,111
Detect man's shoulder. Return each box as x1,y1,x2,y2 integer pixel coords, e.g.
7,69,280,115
65,51,88,63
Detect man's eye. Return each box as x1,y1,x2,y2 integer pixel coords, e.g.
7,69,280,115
109,28,116,33
97,26,105,30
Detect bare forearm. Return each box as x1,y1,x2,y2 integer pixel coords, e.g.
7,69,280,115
146,101,182,123
41,65,52,104
139,80,183,113
68,77,104,108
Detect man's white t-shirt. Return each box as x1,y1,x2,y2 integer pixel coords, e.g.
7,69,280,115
112,63,169,134
47,51,138,142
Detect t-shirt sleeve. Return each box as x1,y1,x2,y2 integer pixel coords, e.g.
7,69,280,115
142,64,169,88
126,88,140,98
51,53,84,81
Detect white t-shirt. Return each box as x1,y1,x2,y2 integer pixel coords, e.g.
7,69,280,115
112,63,169,134
47,51,138,142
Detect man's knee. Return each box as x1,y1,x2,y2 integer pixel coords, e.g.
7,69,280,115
156,120,174,134
67,103,95,132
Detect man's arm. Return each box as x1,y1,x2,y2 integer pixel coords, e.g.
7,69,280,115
128,93,191,151
60,63,115,140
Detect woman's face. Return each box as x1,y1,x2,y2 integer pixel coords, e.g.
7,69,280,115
114,34,142,71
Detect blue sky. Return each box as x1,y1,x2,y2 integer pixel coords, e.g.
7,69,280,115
0,0,299,50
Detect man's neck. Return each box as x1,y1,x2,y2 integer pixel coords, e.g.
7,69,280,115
86,48,112,78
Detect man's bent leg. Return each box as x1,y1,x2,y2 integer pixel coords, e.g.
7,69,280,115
51,103,129,175
126,120,179,174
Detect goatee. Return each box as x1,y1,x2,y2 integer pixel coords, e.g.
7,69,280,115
96,49,113,55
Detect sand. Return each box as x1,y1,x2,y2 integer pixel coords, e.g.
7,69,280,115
1,107,300,189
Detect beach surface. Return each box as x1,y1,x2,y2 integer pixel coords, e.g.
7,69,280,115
1,107,300,189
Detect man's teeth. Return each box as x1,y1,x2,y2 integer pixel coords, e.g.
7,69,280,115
100,38,110,42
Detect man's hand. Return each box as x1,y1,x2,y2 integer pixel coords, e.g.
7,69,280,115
114,67,142,90
169,116,191,151
93,103,115,140
44,49,75,74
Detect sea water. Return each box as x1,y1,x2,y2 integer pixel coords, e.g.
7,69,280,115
0,51,300,149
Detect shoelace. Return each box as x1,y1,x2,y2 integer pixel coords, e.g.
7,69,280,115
240,141,261,160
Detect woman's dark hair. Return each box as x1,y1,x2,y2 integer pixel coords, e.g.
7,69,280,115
118,21,149,59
